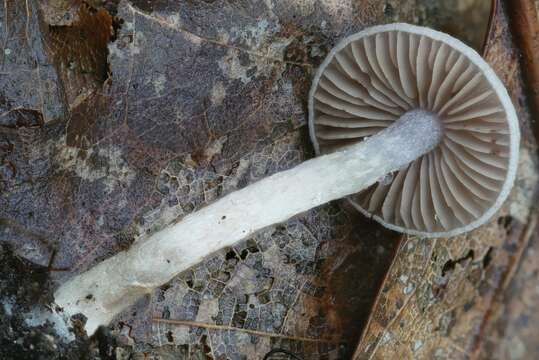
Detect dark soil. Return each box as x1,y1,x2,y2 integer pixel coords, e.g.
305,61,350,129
0,243,127,360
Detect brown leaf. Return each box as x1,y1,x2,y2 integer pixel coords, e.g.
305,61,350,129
1,0,538,359
352,1,539,359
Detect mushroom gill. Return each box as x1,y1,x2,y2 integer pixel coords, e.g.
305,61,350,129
309,24,518,235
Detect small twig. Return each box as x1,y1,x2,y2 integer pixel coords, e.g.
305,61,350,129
151,318,338,344
499,215,537,292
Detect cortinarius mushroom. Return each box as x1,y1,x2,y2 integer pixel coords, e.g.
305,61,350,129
55,24,519,334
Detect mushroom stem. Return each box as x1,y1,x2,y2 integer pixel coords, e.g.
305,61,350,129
55,109,442,335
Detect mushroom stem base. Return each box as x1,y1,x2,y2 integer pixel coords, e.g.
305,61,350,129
54,109,442,335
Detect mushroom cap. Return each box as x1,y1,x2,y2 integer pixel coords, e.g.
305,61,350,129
308,23,520,238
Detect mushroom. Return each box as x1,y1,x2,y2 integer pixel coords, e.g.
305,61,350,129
54,23,519,335
309,23,520,237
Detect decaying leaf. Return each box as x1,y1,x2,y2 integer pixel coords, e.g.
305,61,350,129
352,1,539,359
1,0,537,359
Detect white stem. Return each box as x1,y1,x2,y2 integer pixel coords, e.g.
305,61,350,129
54,109,442,334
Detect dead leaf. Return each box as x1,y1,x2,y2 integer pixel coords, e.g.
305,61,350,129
1,0,538,359
352,1,539,359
